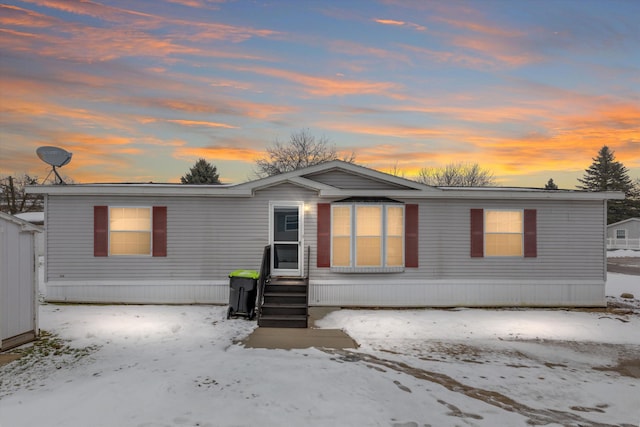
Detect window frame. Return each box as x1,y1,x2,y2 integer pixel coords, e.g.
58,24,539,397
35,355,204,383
484,209,524,258
615,229,627,239
108,206,153,257
330,203,405,272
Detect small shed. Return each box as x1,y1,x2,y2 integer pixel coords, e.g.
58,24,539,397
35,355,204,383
0,212,41,350
607,218,640,250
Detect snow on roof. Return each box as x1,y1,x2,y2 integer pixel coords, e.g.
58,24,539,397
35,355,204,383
15,211,45,224
0,212,43,232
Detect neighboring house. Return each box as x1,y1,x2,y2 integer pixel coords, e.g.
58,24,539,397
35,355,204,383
0,212,41,350
28,161,623,312
607,218,640,250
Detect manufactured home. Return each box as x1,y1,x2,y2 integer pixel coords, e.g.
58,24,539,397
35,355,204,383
607,218,640,250
28,161,622,327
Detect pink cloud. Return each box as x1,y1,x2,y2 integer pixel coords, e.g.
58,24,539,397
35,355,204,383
166,119,238,129
227,65,403,97
375,18,405,26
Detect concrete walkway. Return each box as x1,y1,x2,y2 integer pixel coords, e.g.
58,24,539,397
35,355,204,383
241,307,358,350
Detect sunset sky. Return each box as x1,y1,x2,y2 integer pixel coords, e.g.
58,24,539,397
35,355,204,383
1,0,639,188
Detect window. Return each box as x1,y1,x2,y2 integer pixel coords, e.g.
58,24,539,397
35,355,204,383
356,206,382,266
109,207,152,255
331,206,351,266
284,214,298,232
470,208,536,258
386,206,404,267
616,229,626,239
331,204,404,269
485,210,523,257
94,206,167,257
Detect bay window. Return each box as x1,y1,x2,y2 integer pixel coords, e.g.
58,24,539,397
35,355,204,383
331,203,404,270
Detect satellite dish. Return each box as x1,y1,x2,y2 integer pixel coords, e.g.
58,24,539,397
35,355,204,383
37,146,73,167
36,146,72,184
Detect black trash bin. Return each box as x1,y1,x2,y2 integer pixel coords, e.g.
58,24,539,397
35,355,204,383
227,269,259,320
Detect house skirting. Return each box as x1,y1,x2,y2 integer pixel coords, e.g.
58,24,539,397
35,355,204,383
45,280,229,304
45,279,606,307
309,279,606,307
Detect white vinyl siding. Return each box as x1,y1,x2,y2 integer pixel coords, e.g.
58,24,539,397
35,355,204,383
40,166,609,307
43,183,318,303
304,169,407,190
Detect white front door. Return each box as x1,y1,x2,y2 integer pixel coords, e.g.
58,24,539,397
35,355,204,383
270,202,303,277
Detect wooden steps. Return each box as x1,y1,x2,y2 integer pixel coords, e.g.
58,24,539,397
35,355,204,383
258,277,308,328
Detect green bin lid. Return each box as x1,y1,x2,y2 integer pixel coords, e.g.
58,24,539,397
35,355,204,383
229,269,259,279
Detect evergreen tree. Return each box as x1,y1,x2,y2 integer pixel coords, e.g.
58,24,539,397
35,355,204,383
544,178,558,190
181,158,221,184
577,146,636,223
577,146,633,193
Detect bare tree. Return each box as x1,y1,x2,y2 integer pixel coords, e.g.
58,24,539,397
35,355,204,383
0,174,44,214
415,162,495,187
385,162,406,178
255,129,355,177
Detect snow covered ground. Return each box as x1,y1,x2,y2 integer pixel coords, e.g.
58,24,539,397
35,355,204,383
1,268,639,426
606,249,640,258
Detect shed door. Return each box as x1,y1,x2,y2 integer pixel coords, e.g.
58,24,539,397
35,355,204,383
1,228,37,350
270,202,303,277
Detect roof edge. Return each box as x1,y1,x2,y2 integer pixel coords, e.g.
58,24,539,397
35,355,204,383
0,212,44,232
607,217,640,227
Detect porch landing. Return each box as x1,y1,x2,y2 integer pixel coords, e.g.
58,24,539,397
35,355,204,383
241,307,358,350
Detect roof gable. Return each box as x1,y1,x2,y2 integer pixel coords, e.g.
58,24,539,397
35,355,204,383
607,217,640,228
238,160,436,194
303,168,411,190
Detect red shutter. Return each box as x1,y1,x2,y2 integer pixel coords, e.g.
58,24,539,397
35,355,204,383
405,204,419,267
94,206,109,257
152,206,167,257
470,209,484,258
317,203,331,267
523,209,537,258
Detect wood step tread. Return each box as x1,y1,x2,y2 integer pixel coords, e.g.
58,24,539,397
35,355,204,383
265,284,308,288
269,280,308,284
258,314,308,320
264,292,307,296
261,303,307,308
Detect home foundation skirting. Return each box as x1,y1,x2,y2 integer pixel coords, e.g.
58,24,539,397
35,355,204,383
45,280,229,304
309,279,606,307
44,279,606,307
